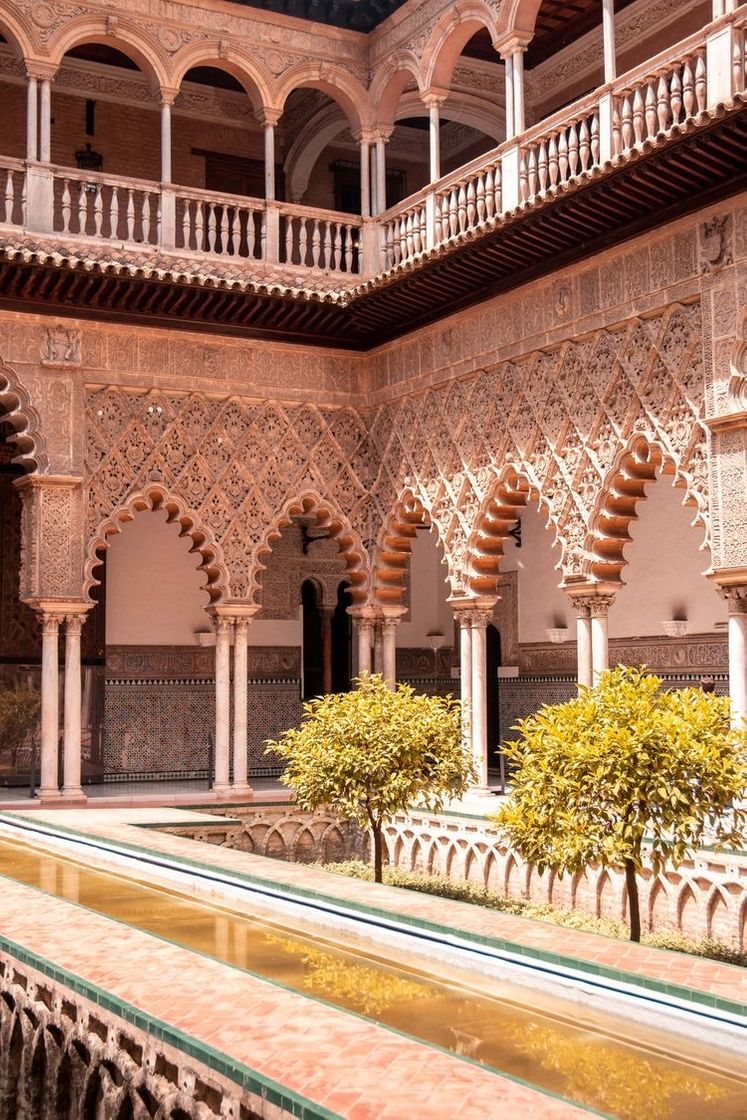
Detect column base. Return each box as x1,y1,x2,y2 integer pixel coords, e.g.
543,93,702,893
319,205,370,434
37,787,62,802
229,782,254,799
60,787,87,803
466,784,498,798
211,783,232,797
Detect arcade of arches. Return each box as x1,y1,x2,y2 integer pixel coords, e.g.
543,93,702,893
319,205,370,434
0,0,745,801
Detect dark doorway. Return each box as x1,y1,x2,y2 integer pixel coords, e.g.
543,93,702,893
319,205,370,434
301,580,323,698
486,624,501,777
331,581,352,692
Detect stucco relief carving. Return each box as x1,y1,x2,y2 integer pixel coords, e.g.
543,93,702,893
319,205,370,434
41,325,81,366
0,358,49,473
699,216,734,274
16,476,84,601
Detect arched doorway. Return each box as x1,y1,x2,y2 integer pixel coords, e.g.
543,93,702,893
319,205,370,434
331,581,352,692
301,579,324,698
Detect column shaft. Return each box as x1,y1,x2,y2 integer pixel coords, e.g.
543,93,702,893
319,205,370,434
602,0,617,83
512,50,526,134
213,619,231,792
359,138,371,217
321,609,333,695
233,619,251,792
264,124,276,201
26,76,38,161
356,619,372,677
39,79,51,163
39,614,60,798
376,137,387,214
428,102,441,183
160,102,172,182
382,620,398,690
504,55,515,140
62,615,85,799
727,609,747,730
590,607,610,683
373,621,384,675
470,619,489,788
576,608,593,689
459,614,473,752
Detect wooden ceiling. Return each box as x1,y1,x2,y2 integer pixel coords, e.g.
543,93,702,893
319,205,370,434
1,109,744,348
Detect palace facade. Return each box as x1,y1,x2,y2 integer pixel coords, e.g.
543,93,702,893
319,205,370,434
0,0,745,799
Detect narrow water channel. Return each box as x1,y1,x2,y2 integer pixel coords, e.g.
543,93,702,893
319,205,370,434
0,837,744,1120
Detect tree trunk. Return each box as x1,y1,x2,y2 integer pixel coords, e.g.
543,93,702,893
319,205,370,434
372,823,383,884
625,858,641,943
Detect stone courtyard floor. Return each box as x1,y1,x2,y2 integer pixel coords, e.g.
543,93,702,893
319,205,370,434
0,805,745,1118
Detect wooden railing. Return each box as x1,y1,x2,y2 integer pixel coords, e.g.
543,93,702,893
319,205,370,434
0,11,742,285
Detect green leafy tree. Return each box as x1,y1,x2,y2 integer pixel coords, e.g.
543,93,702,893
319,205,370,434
267,674,474,882
0,689,41,770
493,667,745,942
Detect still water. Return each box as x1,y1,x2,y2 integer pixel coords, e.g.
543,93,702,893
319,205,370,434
0,837,744,1120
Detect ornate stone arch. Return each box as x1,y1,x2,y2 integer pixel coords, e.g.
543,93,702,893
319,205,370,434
83,482,230,604
284,101,349,203
503,0,548,37
421,2,501,93
171,41,274,114
585,433,710,586
47,16,171,91
0,359,47,473
466,465,563,597
369,55,424,131
274,63,370,132
373,489,452,607
251,490,370,606
0,1,38,61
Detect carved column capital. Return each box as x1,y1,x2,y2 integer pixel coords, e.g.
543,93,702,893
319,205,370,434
38,611,62,637
718,585,747,613
588,595,616,618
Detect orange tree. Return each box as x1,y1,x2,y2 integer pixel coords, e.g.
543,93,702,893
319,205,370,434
267,674,473,882
493,667,745,941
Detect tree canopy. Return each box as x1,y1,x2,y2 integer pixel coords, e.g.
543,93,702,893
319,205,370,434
493,666,745,941
267,674,474,881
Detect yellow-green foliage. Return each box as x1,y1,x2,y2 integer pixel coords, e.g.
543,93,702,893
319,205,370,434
493,666,745,878
266,674,474,879
0,689,40,768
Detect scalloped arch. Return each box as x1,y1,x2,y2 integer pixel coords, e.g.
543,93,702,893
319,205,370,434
47,16,171,91
585,433,710,586
252,490,370,606
373,489,453,606
0,359,47,473
83,483,230,604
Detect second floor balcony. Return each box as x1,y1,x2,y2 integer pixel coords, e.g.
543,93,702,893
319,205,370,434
0,1,745,342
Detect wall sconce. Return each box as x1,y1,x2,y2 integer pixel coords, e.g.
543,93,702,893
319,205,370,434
194,630,215,647
425,631,446,651
75,142,103,174
661,619,688,638
546,627,570,644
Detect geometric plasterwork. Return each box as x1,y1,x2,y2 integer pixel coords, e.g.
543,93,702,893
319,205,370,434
83,303,709,607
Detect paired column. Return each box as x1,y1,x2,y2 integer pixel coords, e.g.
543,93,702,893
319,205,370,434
35,605,89,802
321,608,334,695
39,77,52,163
499,43,527,139
357,132,372,218
566,587,616,687
381,609,403,690
62,610,87,800
589,597,614,683
373,130,391,215
26,74,38,161
373,619,384,675
574,602,593,689
452,600,496,794
160,93,176,184
353,613,375,677
423,93,445,183
38,612,62,800
457,610,473,755
260,109,281,201
213,615,232,794
211,608,258,796
602,0,617,83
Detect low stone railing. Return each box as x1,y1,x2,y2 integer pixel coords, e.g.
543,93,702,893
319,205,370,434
173,183,264,259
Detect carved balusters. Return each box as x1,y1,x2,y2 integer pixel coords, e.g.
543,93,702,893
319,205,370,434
645,79,657,138
448,188,458,238
284,215,293,263
558,130,569,182
181,199,191,250
77,183,87,235
128,190,138,243
475,173,486,224
141,193,152,244
612,101,622,156
538,140,548,193
548,135,559,187
344,223,354,272
526,148,537,201
567,125,579,178
484,168,495,219
434,195,444,242
695,52,706,112
579,119,590,171
670,67,683,125
656,74,670,132
682,57,696,117
466,179,476,227
219,207,229,254
298,218,308,265
311,219,321,267
632,87,645,144
110,186,119,240
590,113,600,165
205,203,216,252
92,185,104,238
60,178,71,234
457,183,467,232
492,164,501,213
519,153,528,202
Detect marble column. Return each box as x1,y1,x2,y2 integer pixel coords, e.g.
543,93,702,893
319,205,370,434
512,48,526,134
375,132,388,214
458,612,473,753
39,78,52,163
213,615,232,793
373,620,384,675
382,617,399,690
62,613,86,801
26,75,38,161
38,612,61,800
575,602,593,689
720,587,747,730
426,98,441,182
602,0,617,83
503,53,515,140
160,99,172,183
321,608,334,695
470,610,491,790
232,617,251,795
264,120,277,201
359,135,371,217
590,597,614,683
355,617,374,677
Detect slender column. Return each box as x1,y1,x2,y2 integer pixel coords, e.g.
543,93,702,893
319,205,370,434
232,617,251,793
62,613,86,800
359,134,371,217
427,99,441,183
264,122,276,201
512,49,526,134
38,612,61,799
373,620,384,675
602,0,617,83
39,78,52,163
160,100,172,183
321,608,333,695
26,75,38,161
470,610,491,790
375,133,388,214
575,602,593,689
590,597,614,683
213,615,232,793
719,587,747,729
370,144,378,216
381,617,399,690
355,617,374,677
458,612,473,752
504,54,515,141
